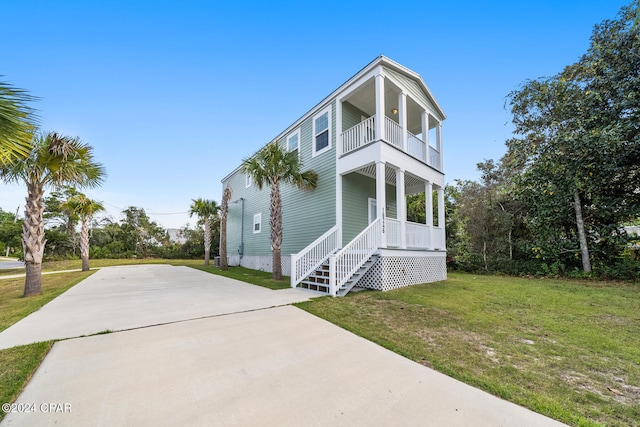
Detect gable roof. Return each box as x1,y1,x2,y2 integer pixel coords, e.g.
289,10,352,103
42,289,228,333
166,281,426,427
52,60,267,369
222,55,445,183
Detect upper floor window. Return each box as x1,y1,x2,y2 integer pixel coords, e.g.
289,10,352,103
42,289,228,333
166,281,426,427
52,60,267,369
313,106,332,156
245,174,252,188
287,130,300,153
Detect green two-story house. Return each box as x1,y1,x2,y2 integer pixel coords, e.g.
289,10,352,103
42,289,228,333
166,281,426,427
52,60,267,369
221,56,446,296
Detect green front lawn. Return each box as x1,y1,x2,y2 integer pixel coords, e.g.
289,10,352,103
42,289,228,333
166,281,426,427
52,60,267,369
296,273,640,427
2,261,639,425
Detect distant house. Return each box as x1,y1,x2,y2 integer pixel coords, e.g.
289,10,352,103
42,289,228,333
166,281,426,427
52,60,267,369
221,56,447,296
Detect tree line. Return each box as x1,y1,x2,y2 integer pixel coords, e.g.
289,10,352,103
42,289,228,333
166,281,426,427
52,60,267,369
428,3,639,279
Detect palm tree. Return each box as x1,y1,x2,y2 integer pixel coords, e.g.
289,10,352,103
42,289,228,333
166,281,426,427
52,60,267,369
189,198,220,266
219,186,232,270
0,132,105,296
242,141,318,280
0,79,37,166
62,194,104,272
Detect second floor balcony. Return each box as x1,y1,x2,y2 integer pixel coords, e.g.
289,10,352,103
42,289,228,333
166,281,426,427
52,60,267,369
340,115,442,171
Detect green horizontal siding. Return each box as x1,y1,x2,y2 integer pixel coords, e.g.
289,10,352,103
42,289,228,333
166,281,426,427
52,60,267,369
342,172,397,244
222,100,337,257
342,101,369,132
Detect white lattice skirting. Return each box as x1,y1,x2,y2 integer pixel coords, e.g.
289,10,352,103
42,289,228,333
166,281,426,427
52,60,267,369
357,252,447,291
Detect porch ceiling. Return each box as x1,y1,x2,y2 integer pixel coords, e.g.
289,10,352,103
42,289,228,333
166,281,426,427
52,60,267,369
345,79,424,134
353,164,426,195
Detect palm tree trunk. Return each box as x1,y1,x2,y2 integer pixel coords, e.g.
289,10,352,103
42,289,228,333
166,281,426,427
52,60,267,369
80,217,90,271
22,183,46,296
573,190,592,273
204,218,211,266
24,262,43,297
270,179,282,280
220,188,231,270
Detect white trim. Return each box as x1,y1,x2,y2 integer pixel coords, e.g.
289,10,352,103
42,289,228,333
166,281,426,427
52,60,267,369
312,104,333,157
286,129,300,154
245,174,252,188
253,213,262,234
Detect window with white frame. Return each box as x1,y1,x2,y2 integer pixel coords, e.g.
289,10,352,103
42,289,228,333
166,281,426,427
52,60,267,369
253,213,261,234
313,106,331,156
245,174,252,188
287,130,300,153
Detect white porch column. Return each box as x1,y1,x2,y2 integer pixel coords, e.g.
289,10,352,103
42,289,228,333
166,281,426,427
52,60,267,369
398,92,407,152
421,111,430,163
396,168,406,249
375,74,385,142
437,186,446,249
437,123,444,169
425,181,433,248
376,161,387,248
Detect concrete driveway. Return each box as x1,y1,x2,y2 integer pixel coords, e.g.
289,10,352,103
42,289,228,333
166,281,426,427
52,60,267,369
0,265,565,426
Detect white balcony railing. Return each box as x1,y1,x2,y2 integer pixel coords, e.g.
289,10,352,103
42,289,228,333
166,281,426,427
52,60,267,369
341,115,442,171
341,116,375,155
407,132,427,163
429,146,441,170
385,116,403,149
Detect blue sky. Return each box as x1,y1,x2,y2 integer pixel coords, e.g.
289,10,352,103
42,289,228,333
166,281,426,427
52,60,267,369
1,0,629,229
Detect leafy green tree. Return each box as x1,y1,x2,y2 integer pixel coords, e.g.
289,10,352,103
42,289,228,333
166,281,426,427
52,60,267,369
0,208,22,257
119,206,168,258
505,2,640,273
0,80,37,166
62,194,104,271
0,132,105,296
243,141,318,280
189,198,220,266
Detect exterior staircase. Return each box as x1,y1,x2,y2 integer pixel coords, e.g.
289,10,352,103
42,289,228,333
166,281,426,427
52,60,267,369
299,260,331,294
336,254,378,297
299,253,379,297
292,219,382,297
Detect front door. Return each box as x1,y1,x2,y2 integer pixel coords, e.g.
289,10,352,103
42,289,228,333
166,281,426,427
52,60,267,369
368,197,377,224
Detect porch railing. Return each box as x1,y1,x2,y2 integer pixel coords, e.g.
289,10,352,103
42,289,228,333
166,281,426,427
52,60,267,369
429,146,441,170
432,226,445,250
407,132,427,162
341,116,375,155
330,218,381,296
290,225,340,288
406,221,430,248
341,116,442,171
386,218,401,248
385,116,403,149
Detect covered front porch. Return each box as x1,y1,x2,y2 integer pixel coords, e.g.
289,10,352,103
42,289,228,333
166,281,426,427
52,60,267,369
339,162,446,252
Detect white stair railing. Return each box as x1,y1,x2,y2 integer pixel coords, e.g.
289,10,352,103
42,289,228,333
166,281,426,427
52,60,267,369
290,225,340,288
330,218,381,296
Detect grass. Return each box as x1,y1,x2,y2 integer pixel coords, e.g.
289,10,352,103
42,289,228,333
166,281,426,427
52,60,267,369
4,259,638,425
296,273,640,427
0,269,94,421
0,341,53,418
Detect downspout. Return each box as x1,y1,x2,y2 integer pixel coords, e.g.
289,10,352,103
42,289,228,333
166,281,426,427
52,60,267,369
239,198,245,260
